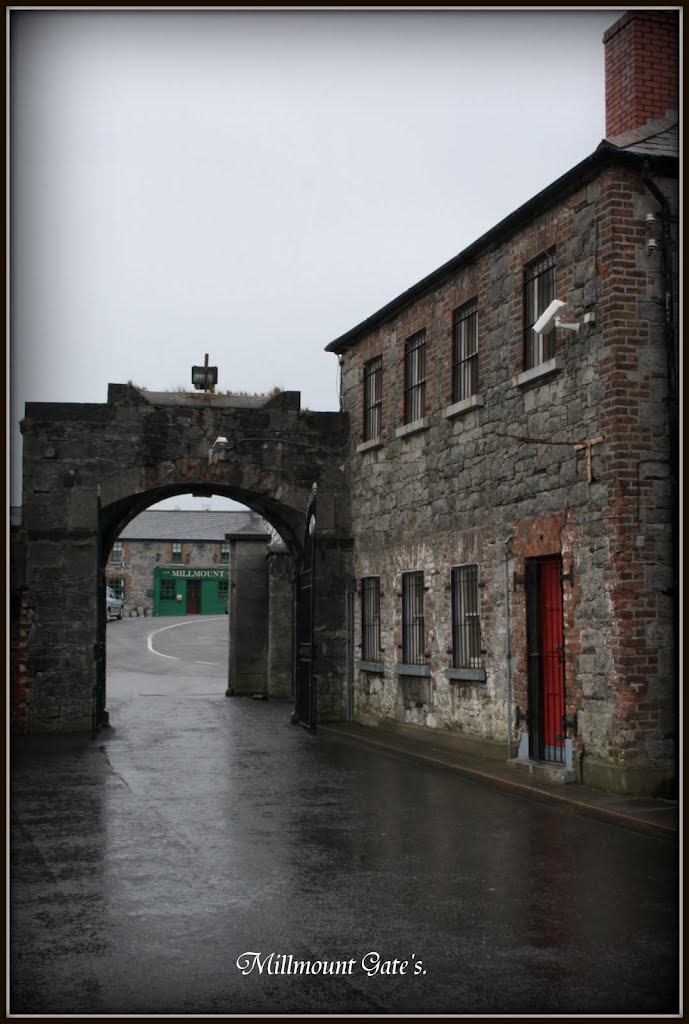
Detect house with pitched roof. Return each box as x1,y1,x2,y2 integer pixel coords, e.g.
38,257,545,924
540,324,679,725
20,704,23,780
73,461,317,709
107,509,273,617
326,10,678,795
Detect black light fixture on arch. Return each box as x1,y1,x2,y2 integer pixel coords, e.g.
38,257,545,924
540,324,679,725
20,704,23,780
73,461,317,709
191,353,218,392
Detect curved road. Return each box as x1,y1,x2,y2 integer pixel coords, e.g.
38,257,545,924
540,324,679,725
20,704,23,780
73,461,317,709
106,613,229,698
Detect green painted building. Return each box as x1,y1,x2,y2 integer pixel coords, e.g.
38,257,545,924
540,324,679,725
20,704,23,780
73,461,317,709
153,565,229,616
106,509,272,617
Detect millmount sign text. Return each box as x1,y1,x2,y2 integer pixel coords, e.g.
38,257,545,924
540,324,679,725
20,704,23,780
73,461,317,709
160,567,228,580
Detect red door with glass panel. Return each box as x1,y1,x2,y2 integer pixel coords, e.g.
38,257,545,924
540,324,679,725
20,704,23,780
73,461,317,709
526,556,566,763
186,579,201,614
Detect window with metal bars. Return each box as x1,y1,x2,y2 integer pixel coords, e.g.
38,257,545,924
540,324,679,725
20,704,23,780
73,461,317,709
171,542,183,563
523,249,556,369
363,357,383,442
402,571,425,665
452,299,479,402
404,331,426,424
451,564,481,669
361,577,381,661
161,579,176,600
218,579,229,601
111,540,123,564
109,577,125,600
220,541,230,563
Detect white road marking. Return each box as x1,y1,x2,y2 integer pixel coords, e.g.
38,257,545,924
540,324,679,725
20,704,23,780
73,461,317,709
196,660,220,666
146,617,226,661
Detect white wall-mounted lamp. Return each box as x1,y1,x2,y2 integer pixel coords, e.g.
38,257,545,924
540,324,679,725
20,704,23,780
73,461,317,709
208,436,229,466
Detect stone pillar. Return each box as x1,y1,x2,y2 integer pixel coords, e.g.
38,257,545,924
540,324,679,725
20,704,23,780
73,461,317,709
226,536,270,697
266,544,294,699
312,535,354,721
24,532,99,733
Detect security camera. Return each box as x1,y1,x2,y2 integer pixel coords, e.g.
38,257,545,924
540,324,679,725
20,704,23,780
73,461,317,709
533,299,566,335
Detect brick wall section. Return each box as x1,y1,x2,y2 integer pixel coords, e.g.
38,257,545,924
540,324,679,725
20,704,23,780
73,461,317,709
594,168,676,772
604,11,679,137
341,164,675,790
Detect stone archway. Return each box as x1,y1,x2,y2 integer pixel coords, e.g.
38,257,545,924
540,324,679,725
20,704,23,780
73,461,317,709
99,479,298,716
17,384,352,733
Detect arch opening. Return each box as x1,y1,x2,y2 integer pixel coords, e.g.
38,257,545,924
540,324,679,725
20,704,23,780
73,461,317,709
100,485,298,726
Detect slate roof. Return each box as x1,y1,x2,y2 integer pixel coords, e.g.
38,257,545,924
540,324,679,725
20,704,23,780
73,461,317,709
602,114,679,158
119,510,271,542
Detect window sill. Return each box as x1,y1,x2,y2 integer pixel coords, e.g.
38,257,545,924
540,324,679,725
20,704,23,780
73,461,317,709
444,395,485,420
395,417,428,439
356,438,384,454
356,660,385,673
512,357,564,388
395,663,430,677
444,667,487,683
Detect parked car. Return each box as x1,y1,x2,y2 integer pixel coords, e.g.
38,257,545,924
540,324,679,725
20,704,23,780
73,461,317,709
106,586,124,621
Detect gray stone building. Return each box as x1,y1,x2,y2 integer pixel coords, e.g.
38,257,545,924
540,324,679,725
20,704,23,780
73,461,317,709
326,10,678,795
106,509,273,617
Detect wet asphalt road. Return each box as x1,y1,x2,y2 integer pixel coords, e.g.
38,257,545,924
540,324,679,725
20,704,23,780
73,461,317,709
10,617,679,1016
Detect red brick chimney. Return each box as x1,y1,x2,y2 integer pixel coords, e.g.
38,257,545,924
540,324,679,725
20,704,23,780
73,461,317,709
603,10,679,137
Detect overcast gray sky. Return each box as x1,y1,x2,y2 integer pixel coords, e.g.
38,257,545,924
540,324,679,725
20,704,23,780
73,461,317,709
10,7,621,509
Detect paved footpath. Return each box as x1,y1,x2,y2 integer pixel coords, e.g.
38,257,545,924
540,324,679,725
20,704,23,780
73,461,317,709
9,616,680,1016
320,720,680,841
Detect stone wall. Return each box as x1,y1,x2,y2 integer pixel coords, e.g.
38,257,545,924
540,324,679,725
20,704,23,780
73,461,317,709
267,545,294,699
340,163,676,794
227,538,270,696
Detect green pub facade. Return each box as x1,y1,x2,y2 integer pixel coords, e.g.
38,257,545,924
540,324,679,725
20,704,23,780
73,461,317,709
106,509,272,618
153,565,229,616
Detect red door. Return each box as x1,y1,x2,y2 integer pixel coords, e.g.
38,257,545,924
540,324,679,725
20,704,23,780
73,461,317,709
526,556,566,763
540,558,565,760
187,580,201,614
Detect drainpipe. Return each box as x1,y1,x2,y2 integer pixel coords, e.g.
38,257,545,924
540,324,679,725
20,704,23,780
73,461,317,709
642,169,678,793
504,535,514,761
345,579,354,721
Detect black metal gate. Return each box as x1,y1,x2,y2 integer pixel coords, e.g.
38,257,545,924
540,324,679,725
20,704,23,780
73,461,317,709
92,494,107,736
525,555,566,764
294,486,317,731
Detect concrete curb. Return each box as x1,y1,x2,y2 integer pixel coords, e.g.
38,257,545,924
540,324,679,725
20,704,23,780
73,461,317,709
319,724,679,842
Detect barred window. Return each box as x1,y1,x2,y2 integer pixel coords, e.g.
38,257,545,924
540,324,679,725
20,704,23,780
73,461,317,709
171,542,183,563
451,565,481,669
452,299,479,402
363,357,383,442
161,579,177,600
218,579,229,600
111,541,123,564
220,542,230,563
404,331,426,424
402,571,425,665
361,577,381,661
523,249,556,369
109,577,125,600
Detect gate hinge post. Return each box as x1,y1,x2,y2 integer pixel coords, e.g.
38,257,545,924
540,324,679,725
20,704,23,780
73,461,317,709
560,565,575,586
563,712,578,736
